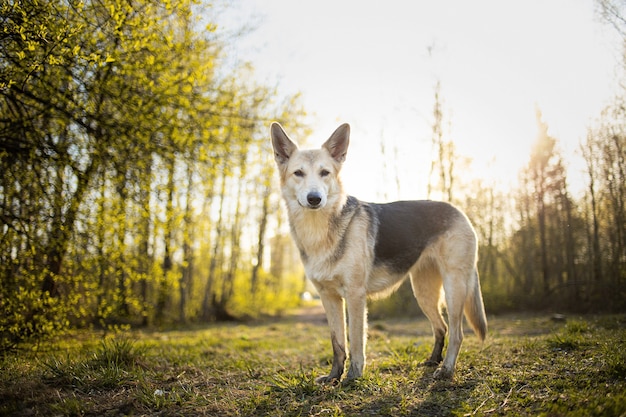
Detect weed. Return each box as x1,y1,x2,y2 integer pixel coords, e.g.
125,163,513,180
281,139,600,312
603,343,626,380
93,337,147,368
565,319,590,334
48,395,86,416
547,333,580,351
136,381,197,410
42,336,146,393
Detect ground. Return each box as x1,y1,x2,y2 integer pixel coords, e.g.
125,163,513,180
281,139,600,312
1,305,625,416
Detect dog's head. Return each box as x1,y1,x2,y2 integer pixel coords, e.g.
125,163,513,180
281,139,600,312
270,123,350,211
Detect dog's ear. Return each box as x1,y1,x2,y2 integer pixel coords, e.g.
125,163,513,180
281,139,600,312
322,123,350,164
270,122,298,165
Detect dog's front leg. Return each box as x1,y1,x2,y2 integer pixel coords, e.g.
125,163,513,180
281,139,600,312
345,288,367,381
316,288,347,384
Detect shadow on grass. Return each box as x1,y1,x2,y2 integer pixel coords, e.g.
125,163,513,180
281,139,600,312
260,363,479,417
356,367,478,417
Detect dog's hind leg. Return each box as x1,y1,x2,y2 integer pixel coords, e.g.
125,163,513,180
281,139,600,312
434,268,469,380
410,265,447,367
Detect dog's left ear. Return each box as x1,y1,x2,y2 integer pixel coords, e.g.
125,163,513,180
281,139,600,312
322,123,350,164
270,122,298,165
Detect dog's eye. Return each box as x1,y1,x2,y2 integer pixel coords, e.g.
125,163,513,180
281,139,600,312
294,169,305,177
320,169,330,177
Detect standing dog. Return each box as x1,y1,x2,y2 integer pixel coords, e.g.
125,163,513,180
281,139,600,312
270,122,487,382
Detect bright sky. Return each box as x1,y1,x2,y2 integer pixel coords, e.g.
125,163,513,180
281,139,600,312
220,0,621,201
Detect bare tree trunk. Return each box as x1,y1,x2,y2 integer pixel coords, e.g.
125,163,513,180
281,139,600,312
427,81,443,200
562,188,577,302
96,169,108,324
179,161,194,324
608,132,626,289
139,161,152,326
116,172,130,317
537,171,550,297
202,167,227,321
42,156,97,298
251,183,271,296
157,157,175,324
219,154,247,317
581,136,603,291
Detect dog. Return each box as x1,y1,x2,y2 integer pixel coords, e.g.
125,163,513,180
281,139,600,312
270,122,487,382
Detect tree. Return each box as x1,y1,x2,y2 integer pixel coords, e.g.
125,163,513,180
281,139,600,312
426,81,456,202
510,108,582,308
582,99,626,308
0,0,308,350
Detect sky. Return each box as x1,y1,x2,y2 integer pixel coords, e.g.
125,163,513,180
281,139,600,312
219,0,622,201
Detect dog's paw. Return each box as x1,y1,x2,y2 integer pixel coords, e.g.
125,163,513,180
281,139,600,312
433,366,454,380
421,359,441,367
345,365,363,381
315,375,340,385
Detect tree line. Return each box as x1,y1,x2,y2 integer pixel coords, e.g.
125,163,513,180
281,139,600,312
371,0,626,318
476,104,625,312
370,92,625,318
472,0,626,313
0,0,308,351
1,0,625,353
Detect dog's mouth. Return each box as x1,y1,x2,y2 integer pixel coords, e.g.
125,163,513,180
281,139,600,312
299,200,323,210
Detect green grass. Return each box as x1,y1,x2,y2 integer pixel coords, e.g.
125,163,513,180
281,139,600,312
1,313,625,416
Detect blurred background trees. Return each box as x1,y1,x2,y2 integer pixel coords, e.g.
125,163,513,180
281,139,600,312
0,0,307,351
371,0,626,316
1,0,625,352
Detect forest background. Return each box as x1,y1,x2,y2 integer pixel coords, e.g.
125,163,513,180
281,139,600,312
1,0,625,353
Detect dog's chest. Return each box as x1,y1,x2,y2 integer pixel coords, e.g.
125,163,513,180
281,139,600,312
302,254,345,283
296,223,370,286
288,196,372,286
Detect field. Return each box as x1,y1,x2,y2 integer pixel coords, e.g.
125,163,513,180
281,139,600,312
1,306,625,416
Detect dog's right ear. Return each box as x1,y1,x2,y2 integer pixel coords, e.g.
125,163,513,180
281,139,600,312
270,122,298,165
322,123,350,164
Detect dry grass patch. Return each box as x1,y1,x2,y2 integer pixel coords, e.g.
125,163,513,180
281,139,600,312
1,314,624,416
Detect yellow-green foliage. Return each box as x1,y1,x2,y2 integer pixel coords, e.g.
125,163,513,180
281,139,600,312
229,269,305,318
0,0,308,349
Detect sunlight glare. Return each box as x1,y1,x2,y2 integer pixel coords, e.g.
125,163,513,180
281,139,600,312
222,0,620,200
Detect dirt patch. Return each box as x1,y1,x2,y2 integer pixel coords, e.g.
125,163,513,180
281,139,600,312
286,302,327,323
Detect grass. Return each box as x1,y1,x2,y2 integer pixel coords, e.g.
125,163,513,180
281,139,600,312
1,311,625,416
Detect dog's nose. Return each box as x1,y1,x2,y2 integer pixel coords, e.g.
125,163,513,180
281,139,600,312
307,192,322,207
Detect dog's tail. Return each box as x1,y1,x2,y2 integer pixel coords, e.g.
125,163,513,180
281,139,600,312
464,268,488,341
